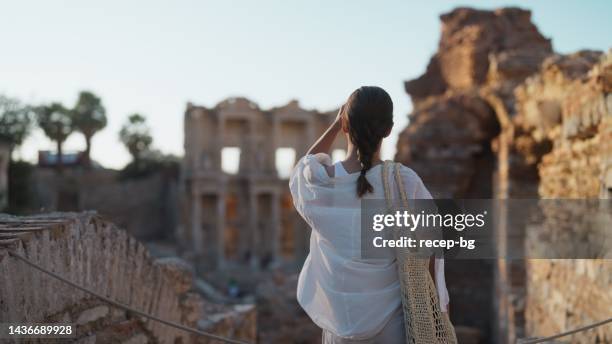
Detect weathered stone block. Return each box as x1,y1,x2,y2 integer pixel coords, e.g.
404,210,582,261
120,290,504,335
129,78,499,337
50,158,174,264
76,305,109,325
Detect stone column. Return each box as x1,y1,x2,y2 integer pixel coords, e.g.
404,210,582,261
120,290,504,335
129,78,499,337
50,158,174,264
236,191,250,263
191,191,202,254
190,190,203,271
248,189,258,268
216,190,226,269
494,128,511,344
239,135,250,173
271,190,281,264
215,111,225,172
270,118,280,175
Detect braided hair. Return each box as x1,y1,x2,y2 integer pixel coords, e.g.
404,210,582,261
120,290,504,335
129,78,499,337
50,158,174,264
344,86,394,197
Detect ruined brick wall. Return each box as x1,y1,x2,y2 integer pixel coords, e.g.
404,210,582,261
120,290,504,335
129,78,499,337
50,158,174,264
525,260,611,343
0,212,256,343
397,7,552,199
395,5,611,343
394,8,553,341
29,169,178,241
486,50,609,344
511,51,604,197
535,51,612,198
523,51,612,343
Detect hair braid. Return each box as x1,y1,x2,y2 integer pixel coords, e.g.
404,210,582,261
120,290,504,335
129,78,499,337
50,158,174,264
351,126,377,196
344,86,394,197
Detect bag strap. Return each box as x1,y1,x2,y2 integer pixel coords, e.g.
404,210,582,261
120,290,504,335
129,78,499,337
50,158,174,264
381,160,394,209
381,160,410,209
393,162,410,209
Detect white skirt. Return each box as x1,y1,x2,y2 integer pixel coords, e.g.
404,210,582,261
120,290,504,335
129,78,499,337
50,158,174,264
321,307,405,344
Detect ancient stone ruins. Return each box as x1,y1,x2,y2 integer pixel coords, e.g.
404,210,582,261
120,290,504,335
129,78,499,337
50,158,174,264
179,98,345,270
0,213,256,343
0,6,610,344
395,7,611,344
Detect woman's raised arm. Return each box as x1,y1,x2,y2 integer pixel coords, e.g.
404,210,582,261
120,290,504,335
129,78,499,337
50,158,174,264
306,105,344,156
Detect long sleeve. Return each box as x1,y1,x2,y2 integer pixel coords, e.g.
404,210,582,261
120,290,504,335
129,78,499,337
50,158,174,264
289,153,332,216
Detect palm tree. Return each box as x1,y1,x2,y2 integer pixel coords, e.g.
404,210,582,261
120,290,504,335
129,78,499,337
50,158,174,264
36,103,73,171
72,91,107,167
0,95,33,160
119,113,152,164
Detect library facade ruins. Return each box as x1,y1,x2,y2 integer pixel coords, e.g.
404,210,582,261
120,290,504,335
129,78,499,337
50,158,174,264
180,98,345,270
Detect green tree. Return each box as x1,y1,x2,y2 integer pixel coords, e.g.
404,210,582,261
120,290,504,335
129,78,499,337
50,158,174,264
72,91,107,167
0,95,33,158
36,103,73,171
119,113,152,164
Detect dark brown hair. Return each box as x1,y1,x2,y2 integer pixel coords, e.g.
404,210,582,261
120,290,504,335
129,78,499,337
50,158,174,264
344,86,394,197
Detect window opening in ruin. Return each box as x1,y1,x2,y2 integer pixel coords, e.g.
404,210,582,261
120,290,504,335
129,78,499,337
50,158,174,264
275,148,296,179
221,147,240,174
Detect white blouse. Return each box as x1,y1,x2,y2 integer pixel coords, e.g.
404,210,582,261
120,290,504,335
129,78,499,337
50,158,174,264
289,153,449,340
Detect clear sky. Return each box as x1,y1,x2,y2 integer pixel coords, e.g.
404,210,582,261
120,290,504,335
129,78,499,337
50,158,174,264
1,0,610,169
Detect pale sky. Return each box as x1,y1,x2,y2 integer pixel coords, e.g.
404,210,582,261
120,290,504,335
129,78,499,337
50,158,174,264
1,0,610,169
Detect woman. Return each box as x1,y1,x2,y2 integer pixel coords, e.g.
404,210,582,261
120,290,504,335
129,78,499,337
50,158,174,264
289,86,449,343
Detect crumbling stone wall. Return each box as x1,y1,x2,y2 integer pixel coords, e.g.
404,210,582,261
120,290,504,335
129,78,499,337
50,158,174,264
509,51,603,196
534,51,611,198
29,169,178,241
397,7,552,198
525,260,611,343
395,8,553,342
522,51,612,343
395,5,612,343
0,212,256,343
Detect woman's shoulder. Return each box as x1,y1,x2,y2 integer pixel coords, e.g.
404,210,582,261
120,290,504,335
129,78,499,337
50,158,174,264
292,153,334,185
303,153,333,166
